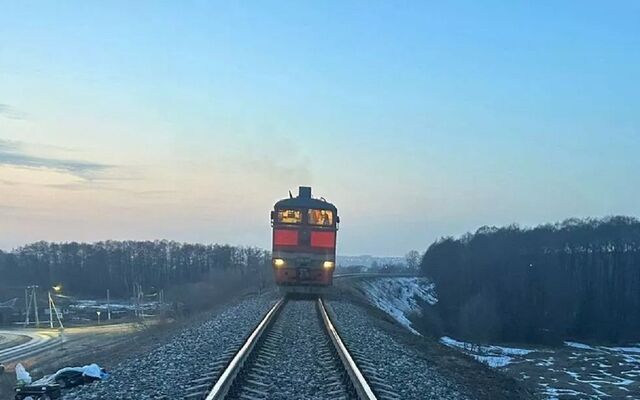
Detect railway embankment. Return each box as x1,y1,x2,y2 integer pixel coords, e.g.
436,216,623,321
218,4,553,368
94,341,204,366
4,283,536,400
63,294,278,399
338,275,639,399
328,295,534,400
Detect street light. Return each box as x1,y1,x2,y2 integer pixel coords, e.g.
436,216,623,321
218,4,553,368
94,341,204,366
50,285,63,328
96,311,101,325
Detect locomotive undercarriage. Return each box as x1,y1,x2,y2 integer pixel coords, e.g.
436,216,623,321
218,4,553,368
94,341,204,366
273,253,334,293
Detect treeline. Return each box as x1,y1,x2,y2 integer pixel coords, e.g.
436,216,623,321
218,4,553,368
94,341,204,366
421,216,640,344
0,241,272,299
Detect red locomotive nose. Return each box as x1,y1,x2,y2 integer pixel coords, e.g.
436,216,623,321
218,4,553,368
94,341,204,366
274,229,299,246
310,231,335,248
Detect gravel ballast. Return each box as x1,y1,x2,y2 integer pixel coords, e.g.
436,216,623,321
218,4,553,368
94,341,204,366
229,300,349,399
64,295,277,400
329,299,474,400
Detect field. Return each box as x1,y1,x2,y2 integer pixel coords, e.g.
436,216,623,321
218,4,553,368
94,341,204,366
440,337,640,399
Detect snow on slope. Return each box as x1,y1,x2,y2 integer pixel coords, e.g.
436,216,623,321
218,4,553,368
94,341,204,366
356,277,437,334
440,336,535,368
564,341,594,350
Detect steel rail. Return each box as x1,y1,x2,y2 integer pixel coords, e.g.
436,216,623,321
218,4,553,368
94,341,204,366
317,298,378,400
204,298,285,400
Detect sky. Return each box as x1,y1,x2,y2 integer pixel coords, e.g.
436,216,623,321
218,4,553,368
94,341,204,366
1,1,639,255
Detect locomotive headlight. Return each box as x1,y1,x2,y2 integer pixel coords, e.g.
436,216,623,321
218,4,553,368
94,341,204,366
323,261,335,269
273,258,285,267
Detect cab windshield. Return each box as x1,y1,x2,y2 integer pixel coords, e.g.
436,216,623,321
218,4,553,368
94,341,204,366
277,209,302,224
308,209,334,226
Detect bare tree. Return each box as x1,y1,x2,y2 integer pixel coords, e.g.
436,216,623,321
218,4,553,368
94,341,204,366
405,250,422,271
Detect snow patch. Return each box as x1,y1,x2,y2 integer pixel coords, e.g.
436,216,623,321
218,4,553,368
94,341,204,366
603,346,640,354
357,277,437,334
565,341,594,350
441,336,535,356
437,336,640,398
440,336,535,368
540,384,583,399
473,355,513,368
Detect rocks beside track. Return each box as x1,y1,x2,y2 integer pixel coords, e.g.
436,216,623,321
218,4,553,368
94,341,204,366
329,299,473,400
64,295,277,400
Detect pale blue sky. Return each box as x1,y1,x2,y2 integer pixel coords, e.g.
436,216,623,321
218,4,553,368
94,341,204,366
1,1,639,254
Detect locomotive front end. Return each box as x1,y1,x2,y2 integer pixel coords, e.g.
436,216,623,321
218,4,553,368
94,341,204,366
271,186,339,293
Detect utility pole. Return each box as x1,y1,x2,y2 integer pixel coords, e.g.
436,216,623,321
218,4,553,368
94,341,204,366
48,291,53,328
107,289,111,321
24,286,40,328
133,284,138,318
47,292,64,329
133,283,143,319
138,284,144,320
24,288,30,327
32,287,40,328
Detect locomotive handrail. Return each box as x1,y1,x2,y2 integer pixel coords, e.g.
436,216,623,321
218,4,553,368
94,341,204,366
318,298,378,400
205,298,285,400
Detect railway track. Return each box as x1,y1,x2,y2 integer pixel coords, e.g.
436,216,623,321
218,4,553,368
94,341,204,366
185,297,399,400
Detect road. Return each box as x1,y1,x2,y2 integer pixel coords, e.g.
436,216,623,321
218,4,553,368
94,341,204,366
0,329,61,365
0,323,142,368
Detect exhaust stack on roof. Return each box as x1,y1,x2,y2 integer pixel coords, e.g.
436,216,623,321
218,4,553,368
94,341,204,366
298,186,312,199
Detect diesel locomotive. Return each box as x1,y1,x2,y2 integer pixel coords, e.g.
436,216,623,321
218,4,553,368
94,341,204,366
271,186,339,293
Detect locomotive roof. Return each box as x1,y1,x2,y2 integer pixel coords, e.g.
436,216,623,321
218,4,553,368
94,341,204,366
274,197,337,211
274,186,337,212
